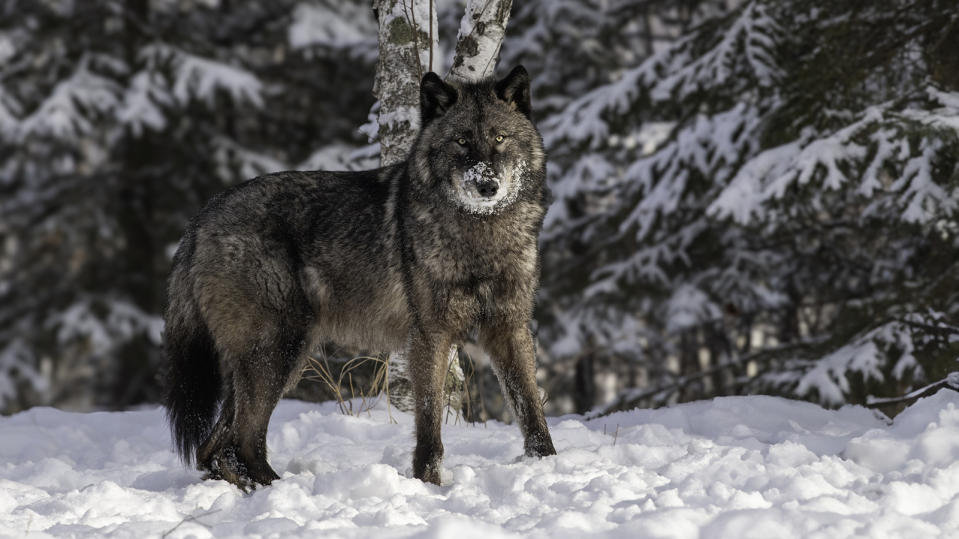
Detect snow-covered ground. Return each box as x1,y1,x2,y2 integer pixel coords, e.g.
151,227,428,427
3,391,959,538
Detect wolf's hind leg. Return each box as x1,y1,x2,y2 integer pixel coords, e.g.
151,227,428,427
199,303,310,491
480,324,556,458
229,321,309,488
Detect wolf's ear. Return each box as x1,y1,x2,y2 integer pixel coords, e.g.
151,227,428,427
420,72,458,127
495,65,531,119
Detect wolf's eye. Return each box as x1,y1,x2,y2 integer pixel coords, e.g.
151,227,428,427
495,135,504,143
456,137,467,146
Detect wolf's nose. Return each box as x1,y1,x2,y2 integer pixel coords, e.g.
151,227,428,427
476,179,499,197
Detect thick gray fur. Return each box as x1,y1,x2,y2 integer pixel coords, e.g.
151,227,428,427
163,65,557,489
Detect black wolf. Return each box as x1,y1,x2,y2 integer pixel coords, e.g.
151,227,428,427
163,66,556,489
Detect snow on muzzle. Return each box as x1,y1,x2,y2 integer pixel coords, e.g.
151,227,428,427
454,161,520,215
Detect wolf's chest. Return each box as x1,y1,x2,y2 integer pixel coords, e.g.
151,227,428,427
414,238,532,290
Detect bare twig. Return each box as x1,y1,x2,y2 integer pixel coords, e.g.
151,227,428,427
162,508,222,538
866,373,959,408
402,0,423,80
304,353,389,417
428,0,434,72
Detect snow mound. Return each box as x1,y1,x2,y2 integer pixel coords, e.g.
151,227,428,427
3,392,959,537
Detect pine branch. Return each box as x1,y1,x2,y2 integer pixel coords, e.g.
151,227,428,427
866,373,959,409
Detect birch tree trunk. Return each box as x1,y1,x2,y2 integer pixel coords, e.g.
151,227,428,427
449,0,513,82
372,0,461,415
372,0,437,165
374,0,512,417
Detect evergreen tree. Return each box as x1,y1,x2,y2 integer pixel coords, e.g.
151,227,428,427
0,0,376,412
535,0,959,412
501,0,737,411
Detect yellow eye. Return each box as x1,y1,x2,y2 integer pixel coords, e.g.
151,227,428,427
495,135,504,143
456,137,467,145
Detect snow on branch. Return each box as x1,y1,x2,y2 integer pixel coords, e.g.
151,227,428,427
650,0,782,101
906,87,959,133
540,63,651,149
710,90,959,226
893,138,955,223
775,312,959,406
117,71,171,135
665,283,722,333
587,217,707,293
622,103,760,241
866,372,959,408
141,44,263,108
5,45,264,143
47,298,164,356
541,1,781,150
288,1,377,50
16,56,121,140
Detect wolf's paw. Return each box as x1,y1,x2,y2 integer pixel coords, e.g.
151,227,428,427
246,460,281,488
524,434,557,458
414,462,443,486
412,453,443,485
413,441,444,486
200,446,277,492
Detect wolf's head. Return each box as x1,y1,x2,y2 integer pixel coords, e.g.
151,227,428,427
410,66,546,216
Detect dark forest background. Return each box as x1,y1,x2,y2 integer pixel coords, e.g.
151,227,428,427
2,0,958,418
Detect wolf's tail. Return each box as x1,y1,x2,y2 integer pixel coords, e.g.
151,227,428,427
163,275,222,466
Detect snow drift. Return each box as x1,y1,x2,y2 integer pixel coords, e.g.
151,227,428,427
3,391,959,537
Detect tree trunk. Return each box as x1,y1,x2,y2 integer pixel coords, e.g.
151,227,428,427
373,0,462,415
372,0,438,165
449,0,513,81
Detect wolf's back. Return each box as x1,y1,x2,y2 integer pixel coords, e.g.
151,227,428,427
163,224,222,465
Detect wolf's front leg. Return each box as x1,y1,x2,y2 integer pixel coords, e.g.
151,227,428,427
480,323,556,458
407,331,453,485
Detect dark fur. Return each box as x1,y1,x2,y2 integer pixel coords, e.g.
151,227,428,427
163,66,556,489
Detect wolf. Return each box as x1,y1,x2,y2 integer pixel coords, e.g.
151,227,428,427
162,65,557,489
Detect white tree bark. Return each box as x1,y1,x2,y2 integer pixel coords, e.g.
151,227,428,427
372,0,439,165
449,0,513,82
